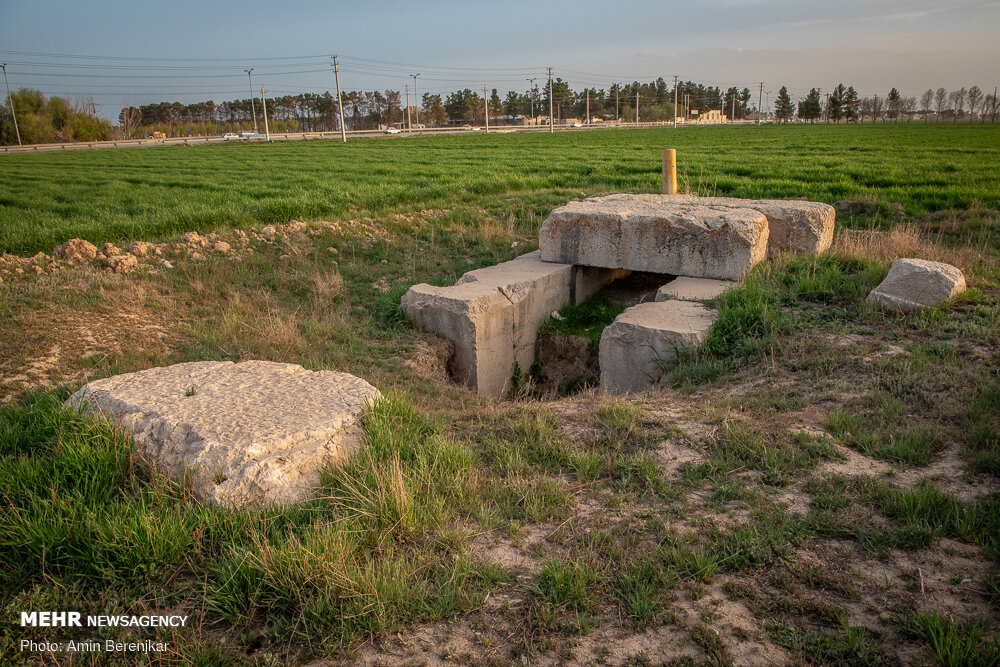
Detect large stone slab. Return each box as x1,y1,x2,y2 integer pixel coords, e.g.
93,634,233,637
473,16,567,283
67,361,380,506
539,197,768,280
655,276,735,302
599,301,718,394
867,258,966,312
573,194,835,256
403,251,620,397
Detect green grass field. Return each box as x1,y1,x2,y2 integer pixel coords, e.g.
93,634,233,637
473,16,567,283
2,123,1000,256
2,124,999,664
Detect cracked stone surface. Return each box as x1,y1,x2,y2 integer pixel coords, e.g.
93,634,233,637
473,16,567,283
539,197,769,280
867,258,966,312
594,194,836,256
67,360,380,506
600,300,718,394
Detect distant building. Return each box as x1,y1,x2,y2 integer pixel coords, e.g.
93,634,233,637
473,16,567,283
696,109,727,123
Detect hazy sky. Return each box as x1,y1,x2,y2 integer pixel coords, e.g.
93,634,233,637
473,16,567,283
2,0,997,118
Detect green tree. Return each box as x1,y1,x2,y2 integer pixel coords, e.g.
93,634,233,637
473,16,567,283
843,86,860,122
827,84,846,123
797,88,822,122
886,88,902,121
774,86,794,122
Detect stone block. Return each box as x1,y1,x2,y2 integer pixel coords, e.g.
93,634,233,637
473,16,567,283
599,301,718,394
67,361,380,507
539,196,768,280
655,276,735,302
401,251,577,397
867,258,966,312
586,194,835,256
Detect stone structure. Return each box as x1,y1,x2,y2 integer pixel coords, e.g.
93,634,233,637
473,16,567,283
599,301,718,394
67,360,380,506
401,251,622,397
655,276,735,302
540,198,769,280
867,258,966,312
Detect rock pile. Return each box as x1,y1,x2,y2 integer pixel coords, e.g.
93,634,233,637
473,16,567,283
403,192,834,396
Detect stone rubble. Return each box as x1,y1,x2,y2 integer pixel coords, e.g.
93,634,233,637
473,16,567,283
655,276,735,302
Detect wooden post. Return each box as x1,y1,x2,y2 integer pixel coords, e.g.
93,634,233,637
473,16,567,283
662,149,678,194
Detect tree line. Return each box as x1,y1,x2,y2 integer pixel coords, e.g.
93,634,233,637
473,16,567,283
2,80,998,144
774,84,999,123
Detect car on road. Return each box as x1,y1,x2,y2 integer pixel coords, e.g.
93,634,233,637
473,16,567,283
384,127,401,134
570,122,583,128
223,133,239,141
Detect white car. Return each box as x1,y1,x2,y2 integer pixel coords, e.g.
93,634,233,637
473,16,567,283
222,133,239,141
384,127,401,134
570,122,583,128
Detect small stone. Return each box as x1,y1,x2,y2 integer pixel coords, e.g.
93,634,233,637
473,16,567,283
190,252,206,262
162,260,174,269
100,242,122,258
126,241,153,257
867,258,965,312
105,253,138,274
261,225,277,238
213,241,231,253
180,231,204,247
327,246,338,254
53,239,98,264
286,220,307,234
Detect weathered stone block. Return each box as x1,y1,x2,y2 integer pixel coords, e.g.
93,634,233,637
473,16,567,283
402,251,582,397
67,361,380,507
867,258,966,312
655,276,735,302
585,194,835,256
539,197,768,280
599,301,718,394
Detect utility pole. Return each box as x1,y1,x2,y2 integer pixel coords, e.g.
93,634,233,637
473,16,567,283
731,93,736,124
261,88,270,141
673,75,678,128
405,84,410,130
526,78,536,124
333,55,346,143
1,63,21,146
548,67,554,133
410,73,421,126
484,86,489,132
586,89,589,125
244,68,257,131
756,82,763,125
636,89,639,126
615,85,619,122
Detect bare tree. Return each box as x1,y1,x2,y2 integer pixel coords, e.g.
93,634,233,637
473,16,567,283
934,87,947,121
118,98,142,138
949,87,966,122
870,95,884,122
986,93,999,123
966,86,983,122
920,89,933,122
901,96,917,121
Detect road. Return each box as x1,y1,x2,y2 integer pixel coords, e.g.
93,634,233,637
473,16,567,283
0,121,754,155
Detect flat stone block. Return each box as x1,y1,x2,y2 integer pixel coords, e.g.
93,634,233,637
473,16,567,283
867,258,966,312
67,361,380,506
655,276,735,302
599,301,718,394
602,194,835,256
401,251,576,397
539,196,768,280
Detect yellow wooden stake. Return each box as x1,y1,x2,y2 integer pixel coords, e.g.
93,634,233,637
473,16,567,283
662,149,678,194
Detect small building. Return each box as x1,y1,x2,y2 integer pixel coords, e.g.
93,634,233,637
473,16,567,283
696,109,727,124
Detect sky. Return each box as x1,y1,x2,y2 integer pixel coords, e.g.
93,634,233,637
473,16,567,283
2,0,997,119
